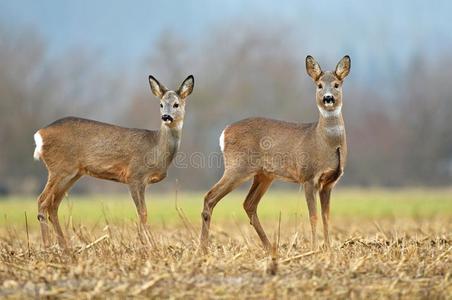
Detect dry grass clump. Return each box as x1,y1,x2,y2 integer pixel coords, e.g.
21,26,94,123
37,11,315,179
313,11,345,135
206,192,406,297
0,217,450,299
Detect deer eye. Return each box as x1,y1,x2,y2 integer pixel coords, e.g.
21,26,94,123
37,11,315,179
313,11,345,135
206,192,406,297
334,83,340,88
173,103,179,108
160,103,163,108
317,83,323,89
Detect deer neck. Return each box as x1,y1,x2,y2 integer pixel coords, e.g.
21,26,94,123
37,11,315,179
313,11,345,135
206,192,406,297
317,106,345,145
157,121,183,165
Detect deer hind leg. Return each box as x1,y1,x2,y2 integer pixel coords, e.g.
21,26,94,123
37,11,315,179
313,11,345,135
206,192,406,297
200,169,251,252
319,186,332,249
304,181,318,250
48,173,80,249
37,181,54,248
243,174,273,251
37,174,64,248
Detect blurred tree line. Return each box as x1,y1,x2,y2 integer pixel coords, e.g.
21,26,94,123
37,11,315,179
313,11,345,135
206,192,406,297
0,23,451,194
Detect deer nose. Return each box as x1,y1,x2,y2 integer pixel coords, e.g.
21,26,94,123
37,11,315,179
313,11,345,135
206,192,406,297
323,95,335,104
161,114,174,122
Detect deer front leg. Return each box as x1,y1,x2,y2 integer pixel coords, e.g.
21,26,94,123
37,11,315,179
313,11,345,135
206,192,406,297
304,181,318,250
319,186,332,249
129,182,148,226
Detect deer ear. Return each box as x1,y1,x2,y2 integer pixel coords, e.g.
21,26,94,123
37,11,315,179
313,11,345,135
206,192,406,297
335,55,351,80
306,55,322,81
148,75,168,98
177,75,194,99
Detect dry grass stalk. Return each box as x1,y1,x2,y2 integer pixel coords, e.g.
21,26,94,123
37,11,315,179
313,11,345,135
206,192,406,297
0,217,450,298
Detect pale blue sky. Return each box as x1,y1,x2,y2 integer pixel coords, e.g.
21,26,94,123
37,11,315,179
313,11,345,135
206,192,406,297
1,0,451,83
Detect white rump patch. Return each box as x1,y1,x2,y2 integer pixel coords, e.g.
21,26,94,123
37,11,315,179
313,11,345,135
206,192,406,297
33,131,43,160
219,127,227,152
319,105,342,118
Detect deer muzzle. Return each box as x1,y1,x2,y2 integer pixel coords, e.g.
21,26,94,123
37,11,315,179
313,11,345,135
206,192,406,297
323,95,335,107
161,114,174,123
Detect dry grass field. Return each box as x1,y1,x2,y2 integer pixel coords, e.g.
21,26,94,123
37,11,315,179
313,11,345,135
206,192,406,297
0,188,451,299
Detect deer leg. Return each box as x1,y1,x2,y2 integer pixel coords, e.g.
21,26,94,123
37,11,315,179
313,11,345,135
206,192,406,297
243,174,273,251
319,186,332,249
48,191,68,249
200,170,250,252
304,181,318,250
37,175,61,248
129,183,147,225
48,173,80,249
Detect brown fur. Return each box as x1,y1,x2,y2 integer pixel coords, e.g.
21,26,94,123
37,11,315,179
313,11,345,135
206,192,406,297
200,56,350,252
34,75,194,248
39,117,172,184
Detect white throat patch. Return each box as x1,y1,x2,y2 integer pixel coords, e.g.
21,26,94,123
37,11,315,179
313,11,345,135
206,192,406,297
319,105,342,118
325,125,345,136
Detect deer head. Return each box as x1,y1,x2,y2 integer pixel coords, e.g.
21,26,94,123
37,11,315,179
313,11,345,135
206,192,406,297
306,55,351,117
149,75,194,127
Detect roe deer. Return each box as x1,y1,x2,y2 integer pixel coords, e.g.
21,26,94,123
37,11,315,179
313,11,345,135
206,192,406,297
200,56,350,252
33,75,194,248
